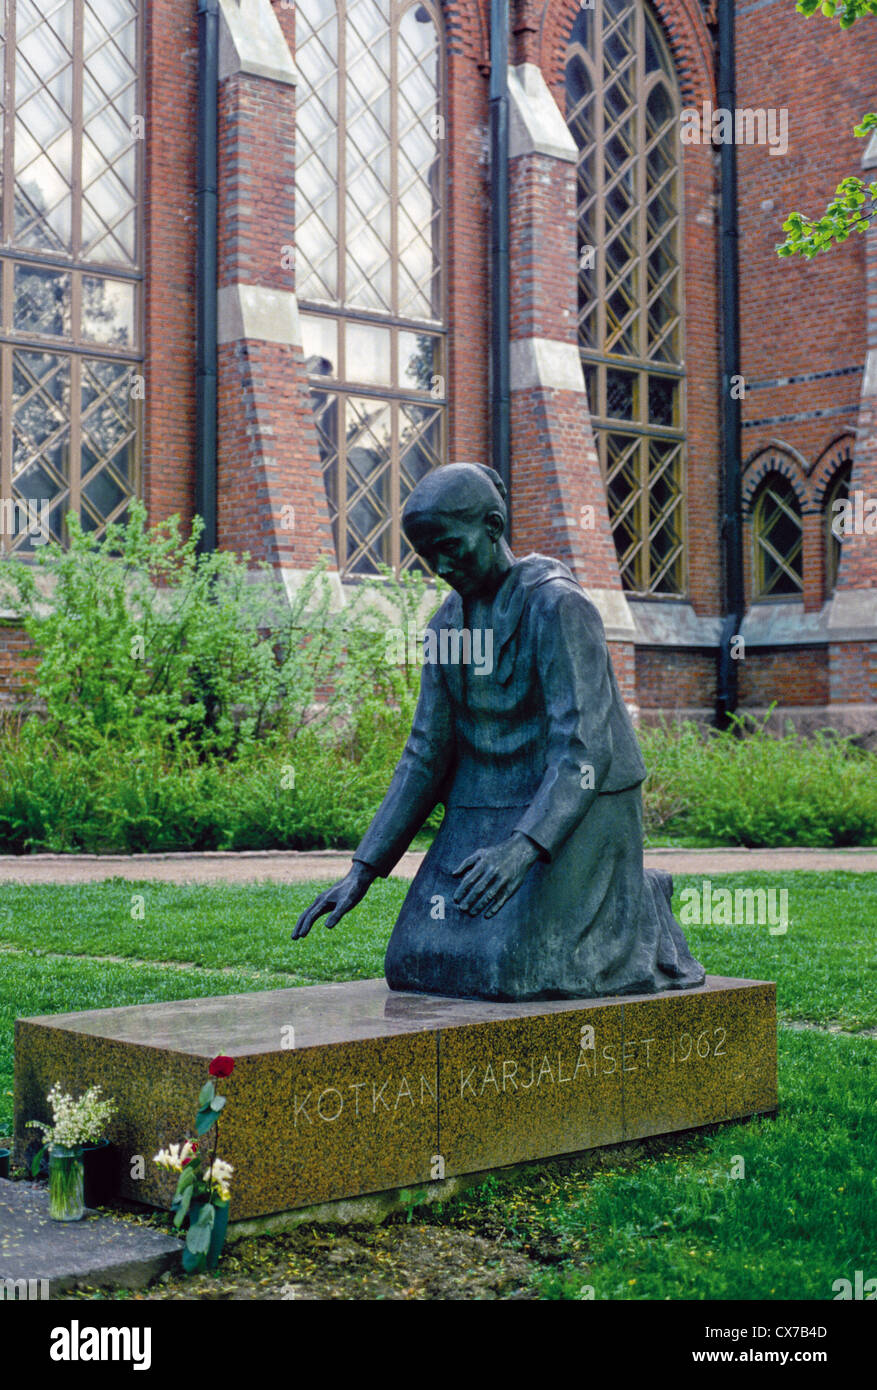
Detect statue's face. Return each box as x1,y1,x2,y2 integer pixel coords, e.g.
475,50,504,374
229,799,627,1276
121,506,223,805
405,512,497,597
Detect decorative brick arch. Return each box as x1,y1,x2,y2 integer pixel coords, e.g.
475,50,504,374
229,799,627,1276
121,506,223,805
742,445,811,515
538,0,716,108
811,435,855,509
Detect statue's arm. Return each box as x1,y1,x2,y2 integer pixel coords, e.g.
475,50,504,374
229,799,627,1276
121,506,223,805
351,647,454,878
512,587,614,861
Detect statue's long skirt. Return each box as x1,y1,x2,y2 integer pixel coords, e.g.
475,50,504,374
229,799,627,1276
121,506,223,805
384,787,706,1001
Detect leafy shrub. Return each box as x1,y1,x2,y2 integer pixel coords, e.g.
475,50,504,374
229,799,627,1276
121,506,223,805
0,509,873,851
0,501,434,759
640,711,877,847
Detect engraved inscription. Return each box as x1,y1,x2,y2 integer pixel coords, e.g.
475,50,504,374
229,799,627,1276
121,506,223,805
292,1073,436,1126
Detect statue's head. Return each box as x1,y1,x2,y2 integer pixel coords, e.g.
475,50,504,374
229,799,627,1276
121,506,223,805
402,463,509,597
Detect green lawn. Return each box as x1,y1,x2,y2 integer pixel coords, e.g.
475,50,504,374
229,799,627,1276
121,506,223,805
1,871,874,1300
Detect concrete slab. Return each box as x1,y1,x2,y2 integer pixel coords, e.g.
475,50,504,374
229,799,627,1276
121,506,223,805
0,1178,181,1296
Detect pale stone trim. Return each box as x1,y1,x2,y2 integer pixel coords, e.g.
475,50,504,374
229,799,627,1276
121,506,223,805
218,0,297,86
628,600,723,649
510,337,585,393
217,284,302,346
583,587,637,641
508,63,578,163
825,588,877,640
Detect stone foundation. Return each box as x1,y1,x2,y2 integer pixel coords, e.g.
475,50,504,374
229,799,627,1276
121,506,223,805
14,976,777,1221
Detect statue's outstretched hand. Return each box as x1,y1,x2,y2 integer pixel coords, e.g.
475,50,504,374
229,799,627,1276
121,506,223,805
452,831,543,919
291,862,376,940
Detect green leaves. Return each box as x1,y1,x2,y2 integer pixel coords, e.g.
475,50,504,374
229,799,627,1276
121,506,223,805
195,1104,219,1137
777,173,877,259
0,504,446,769
172,1182,193,1230
780,3,876,257
185,1202,215,1255
796,0,877,23
195,1077,226,1134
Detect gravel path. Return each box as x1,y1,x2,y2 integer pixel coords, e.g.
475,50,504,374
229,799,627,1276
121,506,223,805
0,845,874,884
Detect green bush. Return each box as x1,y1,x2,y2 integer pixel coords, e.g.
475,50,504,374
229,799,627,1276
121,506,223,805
0,711,420,854
0,501,430,759
640,712,877,847
0,504,444,852
0,508,873,851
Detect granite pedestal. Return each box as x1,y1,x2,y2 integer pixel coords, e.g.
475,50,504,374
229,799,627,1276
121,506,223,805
13,976,777,1221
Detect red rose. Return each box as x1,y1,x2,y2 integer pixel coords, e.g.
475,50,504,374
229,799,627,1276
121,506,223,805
209,1056,235,1078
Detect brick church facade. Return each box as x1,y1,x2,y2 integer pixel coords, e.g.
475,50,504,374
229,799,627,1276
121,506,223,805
0,0,875,728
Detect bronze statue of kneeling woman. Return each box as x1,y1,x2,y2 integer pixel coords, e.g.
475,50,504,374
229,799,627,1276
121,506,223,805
292,462,705,1002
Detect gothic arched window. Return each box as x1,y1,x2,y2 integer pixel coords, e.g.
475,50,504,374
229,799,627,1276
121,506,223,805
753,475,803,598
0,0,143,551
566,0,685,595
296,0,446,577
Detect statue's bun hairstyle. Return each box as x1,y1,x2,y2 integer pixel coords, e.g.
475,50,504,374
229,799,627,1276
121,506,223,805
402,462,508,531
469,463,507,504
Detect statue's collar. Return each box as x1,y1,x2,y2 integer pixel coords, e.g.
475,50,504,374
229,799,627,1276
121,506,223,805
442,554,580,685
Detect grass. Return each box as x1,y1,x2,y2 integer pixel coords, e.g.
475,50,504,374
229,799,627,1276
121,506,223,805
422,1029,875,1301
1,870,874,1300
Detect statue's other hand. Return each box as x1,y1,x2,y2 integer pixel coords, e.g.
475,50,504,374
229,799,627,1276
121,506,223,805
291,863,375,940
452,832,541,919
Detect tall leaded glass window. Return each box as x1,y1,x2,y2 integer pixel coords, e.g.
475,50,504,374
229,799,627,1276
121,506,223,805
566,0,685,595
296,0,446,576
0,0,142,551
753,475,803,598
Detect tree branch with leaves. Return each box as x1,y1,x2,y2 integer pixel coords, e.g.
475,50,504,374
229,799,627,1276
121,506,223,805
776,0,876,259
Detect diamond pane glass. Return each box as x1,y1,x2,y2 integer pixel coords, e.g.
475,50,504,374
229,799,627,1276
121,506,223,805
81,0,139,264
9,349,71,548
13,264,72,338
297,2,446,575
296,0,340,301
566,0,686,595
755,478,803,597
14,0,74,252
345,395,392,574
2,1,142,547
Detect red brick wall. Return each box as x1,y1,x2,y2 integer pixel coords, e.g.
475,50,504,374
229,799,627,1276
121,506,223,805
636,647,716,711
736,7,872,471
508,149,622,586
444,46,491,467
739,647,829,708
830,641,877,704
142,0,198,530
214,44,335,568
4,0,867,718
0,626,36,699
609,640,638,708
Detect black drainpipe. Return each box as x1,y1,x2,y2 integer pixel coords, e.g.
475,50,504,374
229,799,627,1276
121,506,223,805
715,0,744,727
195,0,219,554
489,0,511,524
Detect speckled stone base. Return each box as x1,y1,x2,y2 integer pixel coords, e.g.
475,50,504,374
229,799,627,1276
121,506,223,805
13,976,776,1220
